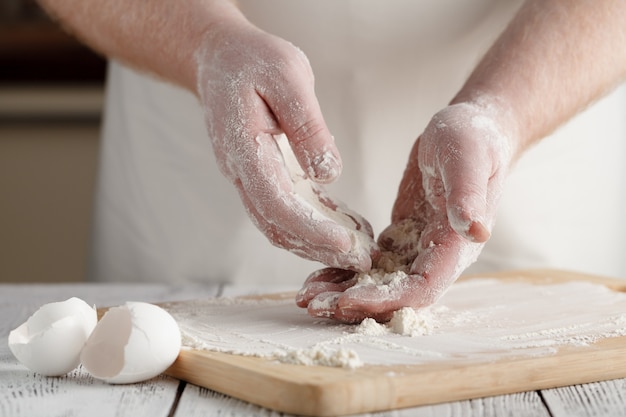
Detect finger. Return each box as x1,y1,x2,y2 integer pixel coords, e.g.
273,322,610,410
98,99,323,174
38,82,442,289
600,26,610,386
306,182,380,265
307,181,376,240
335,306,396,324
239,132,348,244
331,254,457,323
258,50,342,184
327,271,429,324
329,196,376,240
335,280,414,322
307,292,342,319
416,115,494,243
296,279,356,308
442,165,492,243
307,290,394,324
234,175,372,271
296,268,356,307
301,267,358,285
410,223,483,299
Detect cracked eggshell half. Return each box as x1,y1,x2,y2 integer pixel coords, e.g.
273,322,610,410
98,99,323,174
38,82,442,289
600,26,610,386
8,297,97,376
80,301,181,384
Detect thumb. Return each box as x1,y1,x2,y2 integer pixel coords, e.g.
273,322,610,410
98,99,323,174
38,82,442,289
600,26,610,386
441,160,492,243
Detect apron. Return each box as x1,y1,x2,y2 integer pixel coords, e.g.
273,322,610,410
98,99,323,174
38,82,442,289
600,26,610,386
88,0,626,285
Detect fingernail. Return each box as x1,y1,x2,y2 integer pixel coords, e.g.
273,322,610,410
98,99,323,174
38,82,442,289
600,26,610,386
309,150,342,183
295,287,309,306
468,220,491,243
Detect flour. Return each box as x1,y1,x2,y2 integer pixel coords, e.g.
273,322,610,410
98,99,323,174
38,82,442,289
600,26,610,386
355,308,435,337
355,318,387,336
375,218,423,270
278,346,363,369
163,279,626,370
388,307,435,336
349,270,410,302
337,217,425,306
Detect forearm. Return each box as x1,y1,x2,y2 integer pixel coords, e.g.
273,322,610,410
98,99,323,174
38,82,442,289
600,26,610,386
36,0,246,91
453,0,626,154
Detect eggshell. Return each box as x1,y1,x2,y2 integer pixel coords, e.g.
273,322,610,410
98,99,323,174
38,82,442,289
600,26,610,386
80,301,181,384
8,297,97,376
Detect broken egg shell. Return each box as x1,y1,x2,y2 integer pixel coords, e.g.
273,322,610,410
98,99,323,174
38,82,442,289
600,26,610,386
8,297,97,376
80,301,181,384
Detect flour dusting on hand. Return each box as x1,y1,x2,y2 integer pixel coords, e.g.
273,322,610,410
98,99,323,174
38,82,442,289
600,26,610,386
276,134,377,263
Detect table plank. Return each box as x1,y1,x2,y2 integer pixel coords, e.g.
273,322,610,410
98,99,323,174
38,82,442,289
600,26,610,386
0,362,180,417
542,379,626,417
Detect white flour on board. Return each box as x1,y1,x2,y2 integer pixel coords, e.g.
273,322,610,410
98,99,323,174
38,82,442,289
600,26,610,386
162,278,626,369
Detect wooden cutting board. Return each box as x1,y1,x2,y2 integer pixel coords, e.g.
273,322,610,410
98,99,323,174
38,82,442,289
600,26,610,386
163,269,626,416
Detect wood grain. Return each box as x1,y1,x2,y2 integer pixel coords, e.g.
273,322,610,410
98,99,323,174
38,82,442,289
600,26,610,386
164,269,626,416
0,364,180,417
542,379,626,417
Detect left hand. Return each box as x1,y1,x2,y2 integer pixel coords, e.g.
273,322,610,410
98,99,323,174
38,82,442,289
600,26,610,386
195,21,377,271
296,101,518,323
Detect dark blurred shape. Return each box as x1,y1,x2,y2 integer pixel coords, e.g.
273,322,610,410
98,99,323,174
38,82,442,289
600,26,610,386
0,0,106,84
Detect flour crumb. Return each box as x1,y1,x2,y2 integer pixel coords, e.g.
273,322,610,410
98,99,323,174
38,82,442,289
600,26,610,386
355,318,388,336
354,307,435,337
347,217,423,304
278,347,363,369
388,307,435,337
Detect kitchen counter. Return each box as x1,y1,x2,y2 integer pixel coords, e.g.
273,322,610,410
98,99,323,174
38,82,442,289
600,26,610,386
2,282,625,417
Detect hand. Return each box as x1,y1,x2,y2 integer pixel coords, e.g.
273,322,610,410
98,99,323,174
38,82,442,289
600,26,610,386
195,21,376,271
297,101,517,322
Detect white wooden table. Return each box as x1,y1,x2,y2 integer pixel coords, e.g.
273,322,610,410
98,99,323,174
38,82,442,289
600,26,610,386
2,283,625,417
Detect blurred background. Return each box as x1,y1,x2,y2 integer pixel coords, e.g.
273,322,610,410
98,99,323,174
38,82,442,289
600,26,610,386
1,0,106,283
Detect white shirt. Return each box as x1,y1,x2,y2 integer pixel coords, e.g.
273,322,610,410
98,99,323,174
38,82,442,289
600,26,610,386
89,0,626,285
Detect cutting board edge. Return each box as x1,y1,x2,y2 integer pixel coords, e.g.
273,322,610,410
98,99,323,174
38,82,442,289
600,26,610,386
461,268,626,290
166,335,626,416
391,336,626,409
166,348,398,416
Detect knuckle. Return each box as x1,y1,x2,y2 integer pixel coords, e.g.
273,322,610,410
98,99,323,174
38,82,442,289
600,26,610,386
291,119,326,145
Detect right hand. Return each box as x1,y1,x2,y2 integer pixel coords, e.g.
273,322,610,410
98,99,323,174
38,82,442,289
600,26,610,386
296,100,518,322
195,20,376,271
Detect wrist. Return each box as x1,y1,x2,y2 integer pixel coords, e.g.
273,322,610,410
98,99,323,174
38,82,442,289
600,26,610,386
191,2,250,95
